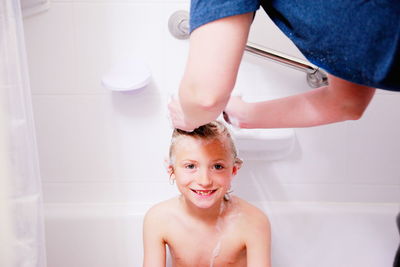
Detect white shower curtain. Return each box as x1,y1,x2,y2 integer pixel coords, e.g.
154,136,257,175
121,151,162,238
0,0,47,266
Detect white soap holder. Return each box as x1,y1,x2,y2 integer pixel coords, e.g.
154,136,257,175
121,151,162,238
229,127,295,161
101,59,151,92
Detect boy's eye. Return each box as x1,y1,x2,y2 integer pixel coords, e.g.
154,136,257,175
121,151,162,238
185,164,195,169
214,164,224,170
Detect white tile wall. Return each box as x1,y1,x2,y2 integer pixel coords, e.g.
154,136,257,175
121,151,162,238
249,8,306,59
32,90,172,183
23,0,400,204
23,3,76,94
270,123,349,184
345,94,400,185
234,53,309,100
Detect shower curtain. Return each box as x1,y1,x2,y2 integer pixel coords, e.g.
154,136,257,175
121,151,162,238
0,0,47,266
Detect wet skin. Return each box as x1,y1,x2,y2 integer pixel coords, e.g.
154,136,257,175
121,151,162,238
169,137,246,266
143,136,271,267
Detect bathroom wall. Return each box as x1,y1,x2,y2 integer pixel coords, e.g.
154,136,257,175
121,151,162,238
23,0,400,205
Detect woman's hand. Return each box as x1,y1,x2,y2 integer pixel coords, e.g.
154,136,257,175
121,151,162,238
224,95,249,128
168,96,197,132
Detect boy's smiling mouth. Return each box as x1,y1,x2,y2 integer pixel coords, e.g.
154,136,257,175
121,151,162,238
190,189,217,196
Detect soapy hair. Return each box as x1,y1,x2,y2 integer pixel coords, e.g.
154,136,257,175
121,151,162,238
169,121,242,165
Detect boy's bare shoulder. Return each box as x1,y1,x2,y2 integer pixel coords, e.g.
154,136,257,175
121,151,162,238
144,197,180,222
232,196,270,227
230,196,270,244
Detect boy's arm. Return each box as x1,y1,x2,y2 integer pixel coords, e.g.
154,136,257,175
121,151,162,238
245,212,271,267
143,207,166,267
169,12,253,131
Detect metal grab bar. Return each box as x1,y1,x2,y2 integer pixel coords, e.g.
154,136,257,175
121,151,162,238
245,44,328,88
245,45,315,74
167,10,328,88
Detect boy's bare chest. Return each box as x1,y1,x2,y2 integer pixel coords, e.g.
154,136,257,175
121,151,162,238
166,222,246,267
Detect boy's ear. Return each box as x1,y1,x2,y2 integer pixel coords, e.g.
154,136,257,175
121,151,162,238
232,166,238,176
232,158,243,175
167,165,174,177
164,157,174,175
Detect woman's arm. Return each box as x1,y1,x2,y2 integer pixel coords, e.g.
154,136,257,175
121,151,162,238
169,12,254,131
225,74,376,128
143,207,166,267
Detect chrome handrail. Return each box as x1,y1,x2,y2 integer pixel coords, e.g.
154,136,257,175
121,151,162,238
245,45,315,74
245,44,328,88
168,10,328,88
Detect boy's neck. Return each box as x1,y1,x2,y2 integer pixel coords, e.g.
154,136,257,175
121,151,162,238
179,196,228,223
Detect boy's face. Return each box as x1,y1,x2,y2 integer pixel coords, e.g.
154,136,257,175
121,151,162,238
170,135,239,209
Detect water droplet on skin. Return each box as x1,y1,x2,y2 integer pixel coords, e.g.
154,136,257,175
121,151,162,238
209,240,221,267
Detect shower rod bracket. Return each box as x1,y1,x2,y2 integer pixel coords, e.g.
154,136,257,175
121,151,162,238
168,10,190,40
306,69,328,88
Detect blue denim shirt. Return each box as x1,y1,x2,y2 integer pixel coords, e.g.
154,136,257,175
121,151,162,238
190,0,400,91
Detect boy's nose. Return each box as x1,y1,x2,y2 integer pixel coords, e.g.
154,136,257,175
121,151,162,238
196,170,212,187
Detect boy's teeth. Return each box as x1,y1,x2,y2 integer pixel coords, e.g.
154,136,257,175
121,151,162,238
195,190,213,195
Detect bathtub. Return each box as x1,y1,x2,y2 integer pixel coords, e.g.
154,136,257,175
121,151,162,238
44,202,399,267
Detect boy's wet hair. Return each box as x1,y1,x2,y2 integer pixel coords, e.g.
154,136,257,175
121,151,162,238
169,121,242,165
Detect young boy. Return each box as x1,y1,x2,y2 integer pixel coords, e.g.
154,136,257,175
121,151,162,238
143,121,271,267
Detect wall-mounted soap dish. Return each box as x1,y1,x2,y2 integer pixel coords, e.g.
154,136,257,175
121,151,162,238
229,127,295,161
101,59,151,93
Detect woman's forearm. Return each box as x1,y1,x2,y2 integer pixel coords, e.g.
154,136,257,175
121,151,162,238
244,89,342,128
179,80,229,128
232,76,376,128
177,12,253,129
